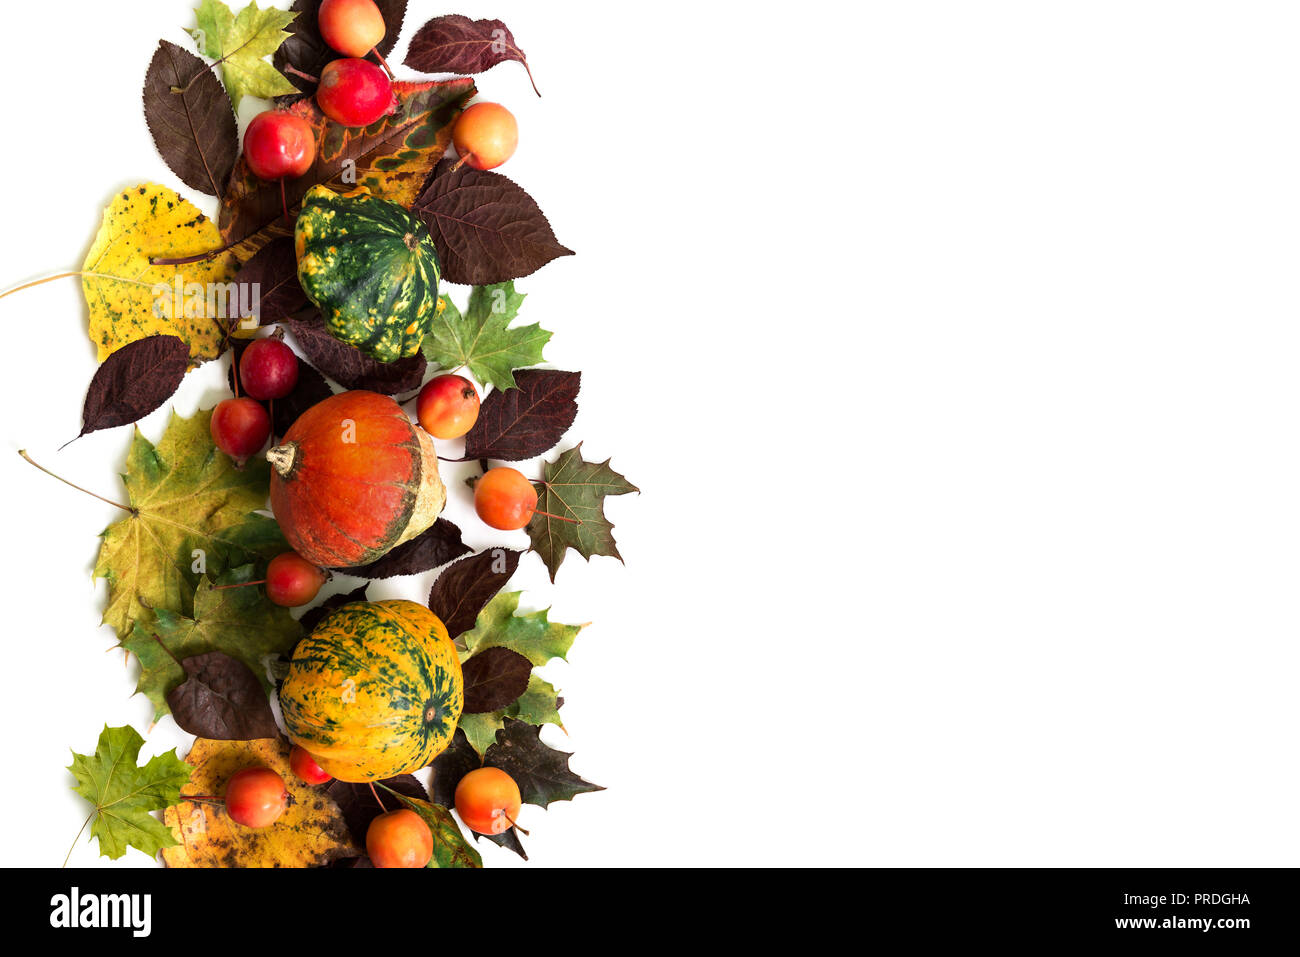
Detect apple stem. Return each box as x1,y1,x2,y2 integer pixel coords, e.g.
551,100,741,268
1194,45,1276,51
502,810,530,836
451,152,474,173
208,579,268,591
369,781,387,810
370,47,394,79
18,451,136,514
284,64,319,85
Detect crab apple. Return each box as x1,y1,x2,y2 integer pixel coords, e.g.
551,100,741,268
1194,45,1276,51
243,111,316,181
211,397,271,463
239,337,299,400
474,467,537,530
224,767,288,828
316,58,397,127
265,551,328,607
367,809,433,868
452,102,518,171
289,745,332,785
416,374,480,439
318,0,386,57
454,767,522,836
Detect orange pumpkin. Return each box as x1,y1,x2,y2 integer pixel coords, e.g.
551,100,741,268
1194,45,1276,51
267,391,446,568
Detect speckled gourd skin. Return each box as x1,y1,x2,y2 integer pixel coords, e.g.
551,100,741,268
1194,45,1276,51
294,184,443,362
279,600,464,782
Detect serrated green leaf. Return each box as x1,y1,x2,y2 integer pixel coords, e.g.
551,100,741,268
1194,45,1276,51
458,712,505,756
190,0,298,110
386,791,483,868
423,282,551,391
505,674,563,729
460,591,584,667
67,726,191,862
122,564,302,721
527,443,639,581
93,409,289,641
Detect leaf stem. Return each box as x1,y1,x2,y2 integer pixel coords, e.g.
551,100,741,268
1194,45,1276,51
18,451,135,514
0,272,87,301
208,579,268,590
63,811,94,868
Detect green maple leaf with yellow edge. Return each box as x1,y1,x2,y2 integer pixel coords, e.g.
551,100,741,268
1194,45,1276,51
455,594,579,754
190,0,298,110
422,283,552,392
124,564,302,722
67,725,191,863
94,409,287,641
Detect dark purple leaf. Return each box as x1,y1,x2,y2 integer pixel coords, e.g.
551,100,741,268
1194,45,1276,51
414,160,574,285
270,358,333,439
428,548,521,638
335,518,470,579
404,14,539,96
281,312,426,394
165,652,279,740
298,583,368,634
325,773,426,847
462,369,580,461
233,238,309,327
143,40,238,197
275,0,409,100
78,335,189,441
461,647,532,714
485,719,603,808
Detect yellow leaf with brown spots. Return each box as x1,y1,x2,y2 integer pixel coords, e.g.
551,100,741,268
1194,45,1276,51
162,736,358,868
83,184,239,362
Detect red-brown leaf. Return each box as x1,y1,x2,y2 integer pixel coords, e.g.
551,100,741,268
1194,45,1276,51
281,312,426,394
428,548,522,638
143,40,238,197
78,335,190,441
461,369,580,462
404,14,540,96
461,647,532,714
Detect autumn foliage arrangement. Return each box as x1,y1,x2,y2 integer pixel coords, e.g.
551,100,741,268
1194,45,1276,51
4,1,634,868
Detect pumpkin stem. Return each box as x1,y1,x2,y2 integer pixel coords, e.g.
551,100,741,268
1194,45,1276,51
266,441,300,478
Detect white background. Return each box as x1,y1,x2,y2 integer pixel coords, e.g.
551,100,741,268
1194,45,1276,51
1,0,1297,867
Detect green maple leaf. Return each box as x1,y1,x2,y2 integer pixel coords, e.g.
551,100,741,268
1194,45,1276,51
190,0,298,110
457,712,505,757
526,443,639,581
506,674,563,729
423,283,552,391
460,591,585,667
123,564,302,721
93,409,288,641
67,725,191,863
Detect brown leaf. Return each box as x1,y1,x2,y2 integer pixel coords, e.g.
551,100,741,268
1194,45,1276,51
405,14,540,96
281,312,426,394
462,369,580,461
77,334,189,441
486,719,603,809
462,647,532,714
166,652,279,740
429,728,527,859
414,160,574,285
233,238,309,327
325,773,426,848
335,518,470,579
275,0,409,100
298,584,368,634
428,548,522,638
143,40,238,197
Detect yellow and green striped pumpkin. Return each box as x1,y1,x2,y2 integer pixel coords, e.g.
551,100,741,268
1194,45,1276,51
279,600,464,782
294,184,442,362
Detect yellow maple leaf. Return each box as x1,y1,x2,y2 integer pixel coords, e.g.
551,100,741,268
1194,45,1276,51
83,184,239,362
162,737,358,868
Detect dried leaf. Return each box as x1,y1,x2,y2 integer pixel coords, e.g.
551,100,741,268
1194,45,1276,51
83,184,239,362
461,369,580,462
281,312,426,394
124,564,302,722
77,334,189,440
486,719,602,809
275,0,408,99
231,237,309,328
405,14,539,96
428,548,521,638
143,40,238,197
68,725,191,861
422,283,550,392
220,78,474,254
415,161,573,285
163,736,357,867
166,651,280,739
335,518,470,578
461,647,532,714
94,409,288,640
528,443,639,581
387,791,482,868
